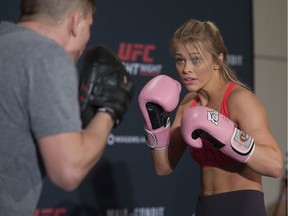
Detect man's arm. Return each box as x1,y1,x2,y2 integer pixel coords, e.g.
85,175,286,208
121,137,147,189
38,112,113,191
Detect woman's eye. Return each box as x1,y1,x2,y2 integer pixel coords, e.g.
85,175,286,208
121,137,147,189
176,58,185,65
191,55,202,64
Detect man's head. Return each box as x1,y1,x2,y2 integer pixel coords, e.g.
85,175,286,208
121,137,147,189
19,0,96,62
20,0,96,23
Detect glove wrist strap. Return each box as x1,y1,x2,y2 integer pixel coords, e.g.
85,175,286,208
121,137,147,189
228,128,255,163
97,107,119,126
145,121,170,150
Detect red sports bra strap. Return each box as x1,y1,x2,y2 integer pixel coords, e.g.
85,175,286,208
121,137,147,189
221,82,236,116
190,83,236,115
191,96,200,107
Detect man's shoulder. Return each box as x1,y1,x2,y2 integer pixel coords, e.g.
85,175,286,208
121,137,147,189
0,21,18,35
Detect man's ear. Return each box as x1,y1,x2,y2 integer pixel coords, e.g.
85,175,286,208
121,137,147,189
69,11,83,38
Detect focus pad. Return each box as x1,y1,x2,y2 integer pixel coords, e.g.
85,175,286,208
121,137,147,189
79,45,134,128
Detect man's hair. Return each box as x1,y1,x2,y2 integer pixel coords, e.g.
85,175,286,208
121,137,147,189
20,0,96,22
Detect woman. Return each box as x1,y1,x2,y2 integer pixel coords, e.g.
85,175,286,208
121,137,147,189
138,19,283,216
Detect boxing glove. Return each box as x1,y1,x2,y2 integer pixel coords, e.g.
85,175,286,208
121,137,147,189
181,106,255,163
79,45,134,128
138,75,181,150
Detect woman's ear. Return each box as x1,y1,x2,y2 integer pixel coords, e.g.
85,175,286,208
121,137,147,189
213,53,224,70
218,53,224,62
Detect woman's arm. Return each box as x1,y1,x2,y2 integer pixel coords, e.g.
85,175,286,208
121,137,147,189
151,93,194,176
228,87,283,177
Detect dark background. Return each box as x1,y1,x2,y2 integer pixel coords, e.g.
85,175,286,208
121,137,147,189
0,1,253,215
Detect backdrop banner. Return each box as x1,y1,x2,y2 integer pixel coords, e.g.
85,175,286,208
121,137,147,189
0,0,253,215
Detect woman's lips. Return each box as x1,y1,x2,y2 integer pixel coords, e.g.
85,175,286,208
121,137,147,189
182,77,197,85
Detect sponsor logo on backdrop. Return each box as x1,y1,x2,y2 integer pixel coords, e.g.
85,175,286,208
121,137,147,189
107,134,146,146
106,207,165,216
227,54,243,66
118,42,163,77
34,208,67,216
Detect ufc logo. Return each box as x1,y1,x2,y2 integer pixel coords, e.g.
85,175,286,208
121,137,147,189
34,208,67,216
118,42,156,63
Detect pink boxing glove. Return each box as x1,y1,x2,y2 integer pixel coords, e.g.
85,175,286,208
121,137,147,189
138,75,181,150
181,106,255,163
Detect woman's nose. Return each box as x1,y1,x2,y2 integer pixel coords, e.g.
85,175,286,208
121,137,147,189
182,61,193,73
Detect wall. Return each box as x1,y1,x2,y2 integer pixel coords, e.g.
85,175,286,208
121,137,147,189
253,0,287,215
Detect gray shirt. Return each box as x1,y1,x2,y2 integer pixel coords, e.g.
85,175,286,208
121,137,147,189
0,21,82,216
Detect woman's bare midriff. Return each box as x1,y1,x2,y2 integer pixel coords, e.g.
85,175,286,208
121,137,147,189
200,164,263,196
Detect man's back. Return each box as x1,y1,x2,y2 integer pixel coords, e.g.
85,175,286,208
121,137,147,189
0,21,81,216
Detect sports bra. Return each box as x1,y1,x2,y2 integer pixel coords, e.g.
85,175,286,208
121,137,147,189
189,82,240,167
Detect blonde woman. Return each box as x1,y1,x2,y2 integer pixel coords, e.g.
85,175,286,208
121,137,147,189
138,19,283,216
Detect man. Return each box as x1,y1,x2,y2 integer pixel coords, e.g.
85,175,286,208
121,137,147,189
0,0,133,215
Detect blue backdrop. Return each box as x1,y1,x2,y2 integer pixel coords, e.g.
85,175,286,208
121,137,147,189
0,1,253,215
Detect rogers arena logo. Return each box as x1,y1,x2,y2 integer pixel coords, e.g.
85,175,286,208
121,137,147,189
107,134,146,146
118,42,163,77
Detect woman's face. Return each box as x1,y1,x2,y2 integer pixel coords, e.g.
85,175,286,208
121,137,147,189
174,43,216,92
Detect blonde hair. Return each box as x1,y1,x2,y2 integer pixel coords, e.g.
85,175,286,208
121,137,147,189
170,19,248,89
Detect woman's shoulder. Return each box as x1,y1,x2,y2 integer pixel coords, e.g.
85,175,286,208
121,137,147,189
228,83,266,121
229,84,256,103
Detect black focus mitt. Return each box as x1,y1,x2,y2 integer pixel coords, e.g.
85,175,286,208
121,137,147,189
79,45,134,128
